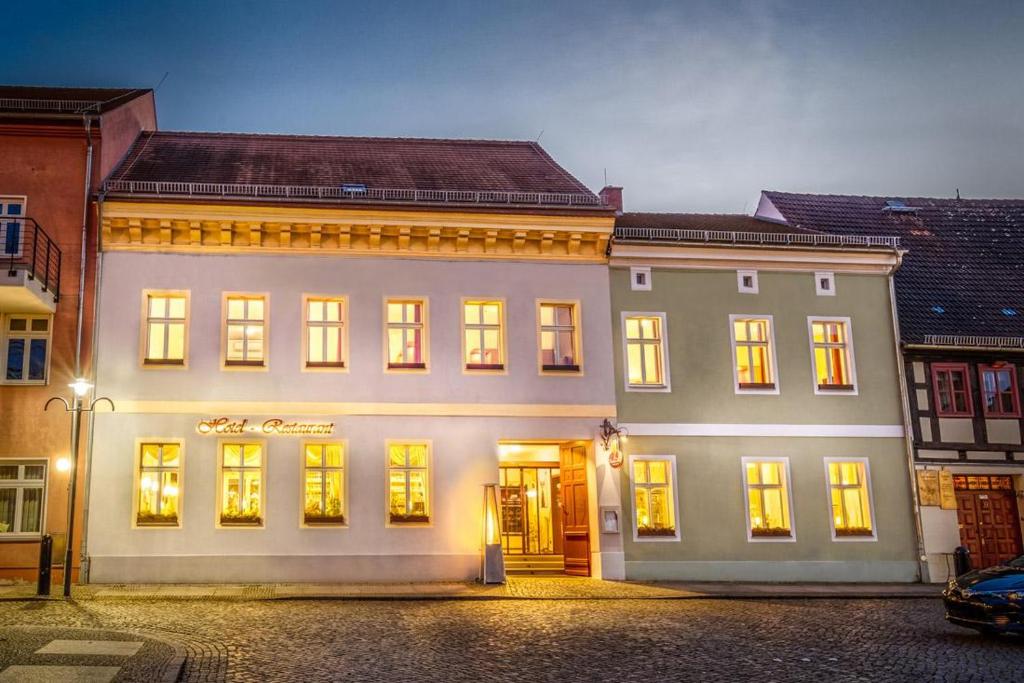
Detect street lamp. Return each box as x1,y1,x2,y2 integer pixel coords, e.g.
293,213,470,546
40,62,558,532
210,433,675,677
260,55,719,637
45,378,114,598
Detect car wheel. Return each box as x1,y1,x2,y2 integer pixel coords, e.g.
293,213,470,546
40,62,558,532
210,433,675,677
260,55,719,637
975,626,1001,638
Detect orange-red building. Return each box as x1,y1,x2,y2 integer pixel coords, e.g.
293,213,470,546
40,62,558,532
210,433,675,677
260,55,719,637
0,86,155,582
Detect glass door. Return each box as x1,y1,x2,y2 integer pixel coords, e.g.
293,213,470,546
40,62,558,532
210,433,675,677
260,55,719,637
499,465,560,555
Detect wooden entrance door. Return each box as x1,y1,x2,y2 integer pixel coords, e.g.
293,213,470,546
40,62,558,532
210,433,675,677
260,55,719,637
559,442,590,576
956,488,1023,568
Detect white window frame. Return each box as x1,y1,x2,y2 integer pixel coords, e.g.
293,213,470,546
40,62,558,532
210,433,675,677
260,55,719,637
140,290,190,369
806,316,858,395
302,295,349,372
621,311,671,393
627,454,681,543
383,297,429,372
1,314,52,385
630,266,652,291
537,299,583,375
0,459,46,538
215,440,267,529
300,440,348,528
132,439,184,529
728,314,780,395
385,440,432,527
823,457,877,542
815,272,836,297
221,293,269,371
741,456,796,543
461,298,507,373
737,270,759,294
1,196,27,258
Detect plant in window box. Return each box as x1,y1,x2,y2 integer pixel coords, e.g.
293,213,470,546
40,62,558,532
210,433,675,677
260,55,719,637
751,527,792,537
136,512,179,526
220,510,262,525
835,527,873,537
390,513,430,524
637,526,676,537
305,498,346,525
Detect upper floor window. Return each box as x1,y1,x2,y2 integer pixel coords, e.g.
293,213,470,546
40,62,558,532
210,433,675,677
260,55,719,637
388,442,430,524
825,459,875,539
1,197,25,257
386,299,426,370
0,460,45,537
743,459,793,540
623,313,669,390
143,293,187,366
137,442,181,527
809,318,856,393
3,315,50,383
224,295,266,367
731,316,777,392
539,302,580,373
463,300,504,371
932,362,973,417
979,364,1020,418
305,296,346,369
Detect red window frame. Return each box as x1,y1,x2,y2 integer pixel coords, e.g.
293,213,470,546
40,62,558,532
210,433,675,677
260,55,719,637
930,363,974,417
978,364,1021,418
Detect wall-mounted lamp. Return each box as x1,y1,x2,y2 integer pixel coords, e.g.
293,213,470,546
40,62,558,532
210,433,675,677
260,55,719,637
599,418,628,450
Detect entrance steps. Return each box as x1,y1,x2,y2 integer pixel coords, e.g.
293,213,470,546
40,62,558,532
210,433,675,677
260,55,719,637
504,554,565,575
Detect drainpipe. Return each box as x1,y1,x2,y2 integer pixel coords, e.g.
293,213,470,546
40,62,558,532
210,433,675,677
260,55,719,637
887,252,928,582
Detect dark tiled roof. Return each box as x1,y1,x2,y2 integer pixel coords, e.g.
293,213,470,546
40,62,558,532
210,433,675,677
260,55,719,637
0,85,151,114
764,192,1024,344
104,132,600,208
616,212,818,234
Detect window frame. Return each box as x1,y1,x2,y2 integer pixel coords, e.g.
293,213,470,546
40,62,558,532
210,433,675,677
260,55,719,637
737,269,759,294
621,311,671,393
300,440,348,528
978,363,1021,418
301,294,349,373
537,299,583,375
140,290,190,369
630,266,652,291
215,440,267,529
815,271,836,297
1,196,27,258
221,292,269,371
385,440,432,527
383,297,429,373
132,439,184,529
627,454,681,543
806,316,858,395
460,297,507,373
931,362,974,417
1,313,52,385
729,314,780,394
741,456,796,543
0,458,47,539
822,457,877,542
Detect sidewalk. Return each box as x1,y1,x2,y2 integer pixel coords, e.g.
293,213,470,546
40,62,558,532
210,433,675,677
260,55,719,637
0,576,941,601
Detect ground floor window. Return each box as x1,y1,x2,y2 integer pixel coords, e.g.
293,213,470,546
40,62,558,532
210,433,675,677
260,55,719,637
825,459,874,539
304,443,345,525
219,442,264,526
0,460,45,536
631,457,677,538
743,458,793,539
388,442,429,524
137,442,181,526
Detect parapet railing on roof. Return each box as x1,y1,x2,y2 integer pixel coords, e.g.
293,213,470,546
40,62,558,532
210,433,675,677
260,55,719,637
101,180,605,207
614,226,900,248
923,334,1024,349
0,98,103,113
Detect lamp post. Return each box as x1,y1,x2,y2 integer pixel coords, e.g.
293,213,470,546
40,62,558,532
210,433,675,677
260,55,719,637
45,378,113,598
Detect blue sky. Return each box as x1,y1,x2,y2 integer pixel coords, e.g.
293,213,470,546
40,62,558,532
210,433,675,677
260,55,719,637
4,0,1024,211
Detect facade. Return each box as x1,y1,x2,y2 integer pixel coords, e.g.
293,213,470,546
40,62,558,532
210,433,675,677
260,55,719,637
84,132,623,583
607,207,921,582
0,86,155,581
759,192,1024,583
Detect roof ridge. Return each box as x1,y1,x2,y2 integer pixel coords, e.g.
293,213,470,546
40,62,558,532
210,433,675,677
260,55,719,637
0,84,151,93
148,130,542,146
765,190,1024,204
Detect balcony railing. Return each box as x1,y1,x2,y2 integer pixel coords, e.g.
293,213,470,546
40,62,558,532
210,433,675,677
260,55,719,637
2,217,61,303
614,226,901,249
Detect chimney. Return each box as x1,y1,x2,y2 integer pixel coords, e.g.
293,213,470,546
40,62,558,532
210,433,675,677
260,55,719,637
599,186,623,215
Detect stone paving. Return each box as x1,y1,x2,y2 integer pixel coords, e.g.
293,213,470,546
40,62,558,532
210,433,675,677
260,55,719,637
0,596,1020,681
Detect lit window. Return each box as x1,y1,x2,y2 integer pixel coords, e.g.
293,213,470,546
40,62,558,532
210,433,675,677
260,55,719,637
386,299,426,369
144,294,187,365
632,458,677,538
137,443,181,526
931,363,972,417
463,301,504,370
225,296,266,366
624,314,667,388
305,297,346,368
1,196,25,257
219,443,263,526
3,315,50,383
744,460,792,539
826,460,874,538
809,319,855,391
732,317,775,390
0,460,45,537
388,443,429,524
979,364,1020,418
539,302,580,372
304,443,345,525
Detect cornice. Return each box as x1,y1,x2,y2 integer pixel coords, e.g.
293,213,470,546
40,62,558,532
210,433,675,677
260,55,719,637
609,242,900,274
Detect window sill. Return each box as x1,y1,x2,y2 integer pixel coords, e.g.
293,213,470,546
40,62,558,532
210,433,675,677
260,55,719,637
224,360,265,367
817,384,855,392
306,362,346,369
389,514,430,525
0,534,43,542
751,528,793,539
465,363,504,371
136,515,180,527
637,527,677,537
143,359,185,367
0,380,47,386
738,382,776,391
219,516,263,527
387,362,426,370
935,412,974,418
542,364,580,373
304,515,347,526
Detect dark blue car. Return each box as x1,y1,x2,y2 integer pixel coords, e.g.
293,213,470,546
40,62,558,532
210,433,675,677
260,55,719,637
943,555,1024,635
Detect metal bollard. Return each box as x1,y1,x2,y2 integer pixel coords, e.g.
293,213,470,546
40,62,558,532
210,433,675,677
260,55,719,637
37,534,53,596
953,545,972,577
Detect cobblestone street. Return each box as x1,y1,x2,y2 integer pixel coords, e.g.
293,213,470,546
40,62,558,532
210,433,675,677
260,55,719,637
1,597,1021,682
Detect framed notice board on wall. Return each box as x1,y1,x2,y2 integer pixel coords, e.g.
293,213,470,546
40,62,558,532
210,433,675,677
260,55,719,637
917,470,940,507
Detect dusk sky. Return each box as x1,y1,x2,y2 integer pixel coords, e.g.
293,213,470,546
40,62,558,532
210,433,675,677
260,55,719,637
5,0,1023,212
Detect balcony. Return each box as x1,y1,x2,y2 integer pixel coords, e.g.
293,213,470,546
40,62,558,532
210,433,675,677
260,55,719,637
1,217,61,313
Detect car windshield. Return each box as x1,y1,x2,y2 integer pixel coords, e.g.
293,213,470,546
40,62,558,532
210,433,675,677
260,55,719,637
1008,556,1024,569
